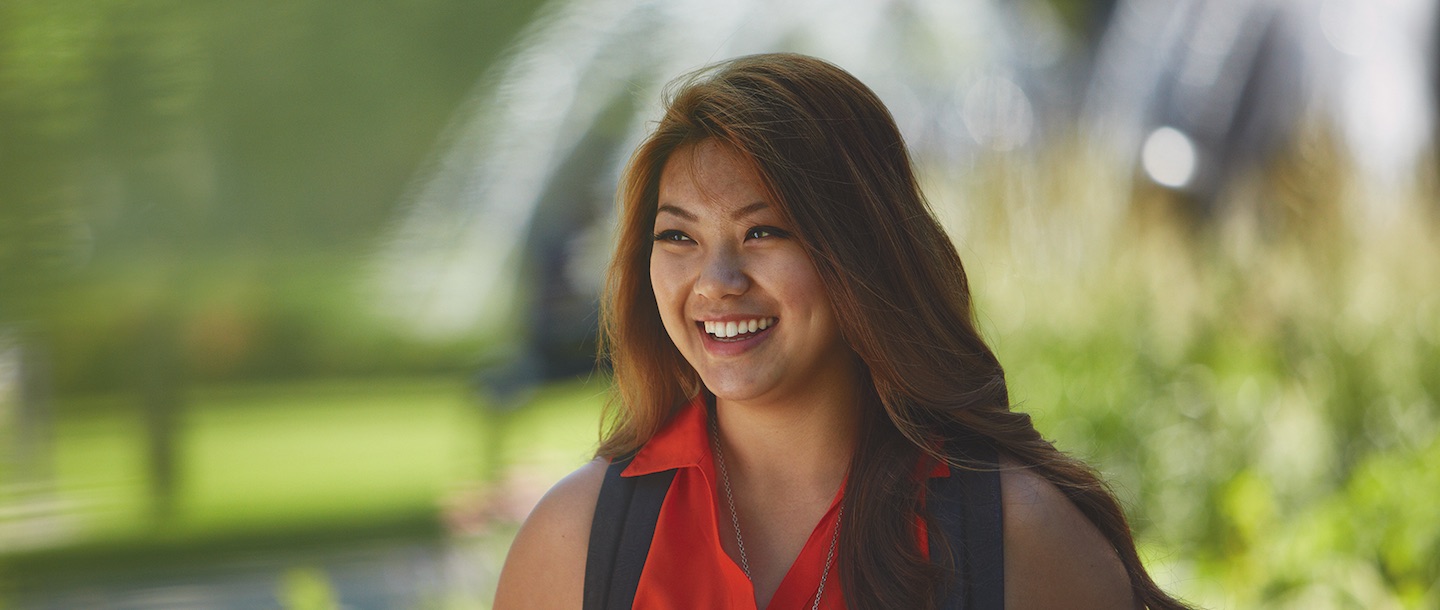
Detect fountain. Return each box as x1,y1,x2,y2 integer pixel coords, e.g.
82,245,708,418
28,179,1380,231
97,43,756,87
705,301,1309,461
370,0,1076,380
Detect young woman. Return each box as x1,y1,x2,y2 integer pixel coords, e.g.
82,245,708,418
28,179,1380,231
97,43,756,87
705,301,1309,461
494,53,1190,610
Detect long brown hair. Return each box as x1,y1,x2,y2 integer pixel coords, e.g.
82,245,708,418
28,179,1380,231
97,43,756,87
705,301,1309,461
598,53,1188,610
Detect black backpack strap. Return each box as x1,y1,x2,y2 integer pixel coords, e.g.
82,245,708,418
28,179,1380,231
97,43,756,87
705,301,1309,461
583,457,677,610
929,439,1005,610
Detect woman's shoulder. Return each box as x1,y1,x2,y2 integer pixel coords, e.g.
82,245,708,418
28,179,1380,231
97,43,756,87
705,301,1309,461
492,457,609,610
998,455,1136,609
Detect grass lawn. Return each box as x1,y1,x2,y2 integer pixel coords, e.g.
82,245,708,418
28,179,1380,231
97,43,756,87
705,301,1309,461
2,375,608,597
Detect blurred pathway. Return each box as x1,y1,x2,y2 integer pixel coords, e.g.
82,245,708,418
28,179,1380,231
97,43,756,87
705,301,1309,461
13,534,513,610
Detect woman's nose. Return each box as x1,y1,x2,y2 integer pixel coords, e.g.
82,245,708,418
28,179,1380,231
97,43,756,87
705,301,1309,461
694,248,750,299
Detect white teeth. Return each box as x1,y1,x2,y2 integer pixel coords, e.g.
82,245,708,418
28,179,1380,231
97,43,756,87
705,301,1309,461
702,317,777,338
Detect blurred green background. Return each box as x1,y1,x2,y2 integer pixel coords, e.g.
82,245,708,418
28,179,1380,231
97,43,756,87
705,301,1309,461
2,0,1438,608
1,0,568,607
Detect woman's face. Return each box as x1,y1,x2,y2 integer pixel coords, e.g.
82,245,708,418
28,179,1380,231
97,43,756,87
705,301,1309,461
650,140,853,405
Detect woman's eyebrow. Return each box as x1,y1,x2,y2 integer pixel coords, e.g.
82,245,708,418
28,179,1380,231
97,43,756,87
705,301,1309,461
656,201,770,222
656,204,697,221
730,202,770,220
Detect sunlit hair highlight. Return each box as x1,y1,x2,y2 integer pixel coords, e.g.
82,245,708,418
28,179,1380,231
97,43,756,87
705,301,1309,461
598,53,1189,610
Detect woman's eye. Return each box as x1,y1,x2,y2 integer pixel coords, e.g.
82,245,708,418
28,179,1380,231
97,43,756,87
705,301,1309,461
652,230,692,243
746,226,788,240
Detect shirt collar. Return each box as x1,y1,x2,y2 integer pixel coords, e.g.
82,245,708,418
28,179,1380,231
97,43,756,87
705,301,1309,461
621,393,711,477
619,392,951,479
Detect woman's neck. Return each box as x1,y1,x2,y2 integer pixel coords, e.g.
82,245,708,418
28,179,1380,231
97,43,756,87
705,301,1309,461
711,381,861,499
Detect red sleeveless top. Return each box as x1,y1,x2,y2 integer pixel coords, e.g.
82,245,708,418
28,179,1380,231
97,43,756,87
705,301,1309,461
619,394,949,609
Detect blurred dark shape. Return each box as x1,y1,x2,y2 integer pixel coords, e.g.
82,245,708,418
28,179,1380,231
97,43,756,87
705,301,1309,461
1086,0,1313,215
468,98,629,411
467,97,628,496
1086,0,1438,217
135,308,186,522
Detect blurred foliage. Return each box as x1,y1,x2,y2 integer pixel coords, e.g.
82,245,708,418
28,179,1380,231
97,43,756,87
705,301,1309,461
0,0,552,386
929,120,1440,608
279,566,338,610
39,254,497,392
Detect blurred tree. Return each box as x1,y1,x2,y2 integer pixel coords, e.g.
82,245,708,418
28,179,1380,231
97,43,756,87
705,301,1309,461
2,0,553,395
0,0,111,497
1,0,208,517
2,0,554,536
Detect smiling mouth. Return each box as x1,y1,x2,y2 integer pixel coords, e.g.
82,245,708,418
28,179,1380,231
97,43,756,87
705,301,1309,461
699,317,778,341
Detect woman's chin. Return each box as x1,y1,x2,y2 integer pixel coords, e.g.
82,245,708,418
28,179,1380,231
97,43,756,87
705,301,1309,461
698,373,781,405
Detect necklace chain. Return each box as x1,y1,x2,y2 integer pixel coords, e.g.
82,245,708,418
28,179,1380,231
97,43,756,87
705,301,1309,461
710,410,842,610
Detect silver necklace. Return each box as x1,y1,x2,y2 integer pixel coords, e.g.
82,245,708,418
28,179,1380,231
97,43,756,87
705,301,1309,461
710,410,842,610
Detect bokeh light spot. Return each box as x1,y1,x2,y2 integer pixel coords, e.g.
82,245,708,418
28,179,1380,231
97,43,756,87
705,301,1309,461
1142,126,1197,188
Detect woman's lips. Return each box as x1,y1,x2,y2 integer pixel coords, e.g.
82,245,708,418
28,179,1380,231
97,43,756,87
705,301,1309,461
695,317,777,355
700,316,777,339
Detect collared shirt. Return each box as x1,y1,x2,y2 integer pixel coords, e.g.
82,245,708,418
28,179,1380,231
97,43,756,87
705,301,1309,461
619,394,949,609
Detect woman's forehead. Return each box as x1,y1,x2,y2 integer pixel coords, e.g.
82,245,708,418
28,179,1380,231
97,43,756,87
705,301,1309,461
656,141,776,219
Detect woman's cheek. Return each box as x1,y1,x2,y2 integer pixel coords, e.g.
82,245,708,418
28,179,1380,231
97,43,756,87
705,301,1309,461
650,258,687,330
